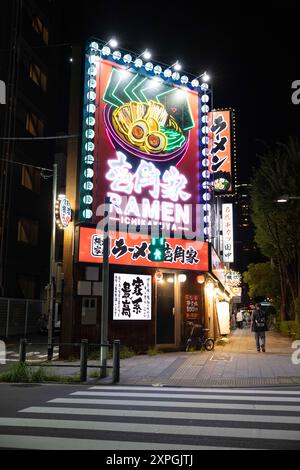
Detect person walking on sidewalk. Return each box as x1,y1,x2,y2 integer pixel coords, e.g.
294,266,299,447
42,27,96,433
236,310,244,329
251,303,268,352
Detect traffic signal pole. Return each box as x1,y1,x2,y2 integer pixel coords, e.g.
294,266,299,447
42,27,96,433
100,196,110,377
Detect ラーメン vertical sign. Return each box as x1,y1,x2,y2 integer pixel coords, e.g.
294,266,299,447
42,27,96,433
207,110,232,193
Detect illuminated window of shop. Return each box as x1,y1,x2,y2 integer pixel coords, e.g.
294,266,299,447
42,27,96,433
26,112,44,136
32,16,49,45
29,63,47,91
17,218,39,245
21,166,41,193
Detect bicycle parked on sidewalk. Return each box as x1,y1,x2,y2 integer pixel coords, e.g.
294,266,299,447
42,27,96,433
185,321,215,352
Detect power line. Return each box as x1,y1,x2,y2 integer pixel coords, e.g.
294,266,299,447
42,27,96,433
0,157,52,172
0,133,79,141
0,42,74,53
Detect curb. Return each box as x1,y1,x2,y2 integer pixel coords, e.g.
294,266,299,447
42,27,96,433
117,376,300,388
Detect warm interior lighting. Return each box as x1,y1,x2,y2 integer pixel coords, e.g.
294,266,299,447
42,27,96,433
196,275,205,284
205,282,215,298
155,271,163,282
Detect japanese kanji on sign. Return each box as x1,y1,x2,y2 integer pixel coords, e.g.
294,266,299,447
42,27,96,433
79,227,209,271
113,273,152,320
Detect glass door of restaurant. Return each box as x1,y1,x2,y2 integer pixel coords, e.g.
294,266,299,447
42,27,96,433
156,273,175,345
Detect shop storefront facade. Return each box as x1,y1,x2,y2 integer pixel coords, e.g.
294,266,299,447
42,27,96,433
69,227,231,351
60,39,235,352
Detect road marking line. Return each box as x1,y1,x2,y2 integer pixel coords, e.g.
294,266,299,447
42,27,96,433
90,386,300,395
0,417,299,441
20,406,300,424
48,397,300,413
0,434,245,450
71,391,300,403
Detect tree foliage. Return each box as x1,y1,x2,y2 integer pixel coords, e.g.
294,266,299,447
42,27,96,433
249,137,300,320
243,262,280,306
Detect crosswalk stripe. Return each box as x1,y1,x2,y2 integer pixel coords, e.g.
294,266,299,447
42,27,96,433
90,386,300,396
0,434,244,450
20,406,300,425
48,397,300,413
0,417,299,441
70,390,300,403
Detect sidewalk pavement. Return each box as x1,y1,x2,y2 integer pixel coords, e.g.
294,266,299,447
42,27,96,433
2,328,300,387
97,327,300,387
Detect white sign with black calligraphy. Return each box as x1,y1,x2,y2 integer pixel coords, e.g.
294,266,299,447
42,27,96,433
222,203,234,263
113,273,152,320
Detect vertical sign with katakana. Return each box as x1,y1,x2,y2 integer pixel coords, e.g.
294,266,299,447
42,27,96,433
113,273,152,320
222,203,234,263
207,110,232,193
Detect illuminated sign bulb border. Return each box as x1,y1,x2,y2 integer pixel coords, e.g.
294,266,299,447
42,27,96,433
88,41,210,90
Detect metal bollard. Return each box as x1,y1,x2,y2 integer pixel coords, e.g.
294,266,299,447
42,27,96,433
80,339,88,382
47,343,54,361
19,338,27,363
112,340,120,383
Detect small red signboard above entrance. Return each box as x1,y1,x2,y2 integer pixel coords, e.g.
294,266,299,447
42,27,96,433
79,227,209,271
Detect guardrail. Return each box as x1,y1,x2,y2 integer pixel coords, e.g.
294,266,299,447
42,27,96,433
19,338,120,383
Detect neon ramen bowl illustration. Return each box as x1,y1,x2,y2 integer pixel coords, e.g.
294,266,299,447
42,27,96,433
103,101,190,170
212,171,232,193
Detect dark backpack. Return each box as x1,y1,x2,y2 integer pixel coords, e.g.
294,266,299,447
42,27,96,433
255,311,266,330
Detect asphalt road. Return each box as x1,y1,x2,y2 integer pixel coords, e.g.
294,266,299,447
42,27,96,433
0,383,300,450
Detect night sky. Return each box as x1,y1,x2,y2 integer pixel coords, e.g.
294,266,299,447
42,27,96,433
62,3,300,182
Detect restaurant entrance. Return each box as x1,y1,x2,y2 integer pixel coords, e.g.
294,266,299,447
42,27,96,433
156,272,176,346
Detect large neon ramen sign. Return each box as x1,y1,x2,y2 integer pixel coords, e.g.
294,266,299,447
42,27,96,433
80,41,213,238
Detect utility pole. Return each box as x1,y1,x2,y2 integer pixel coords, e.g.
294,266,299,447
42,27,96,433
0,80,6,105
100,196,110,377
47,163,57,360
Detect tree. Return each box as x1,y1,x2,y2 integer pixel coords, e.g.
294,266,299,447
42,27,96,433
243,262,280,310
250,137,300,321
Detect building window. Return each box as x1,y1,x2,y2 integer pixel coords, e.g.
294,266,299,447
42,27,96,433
17,275,36,299
21,166,41,193
17,218,39,245
32,16,49,45
29,63,47,91
26,112,44,136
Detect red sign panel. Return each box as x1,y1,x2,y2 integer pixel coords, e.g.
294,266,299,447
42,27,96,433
207,110,232,193
79,227,209,271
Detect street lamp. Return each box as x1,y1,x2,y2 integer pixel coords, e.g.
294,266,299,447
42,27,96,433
170,60,182,71
276,194,300,203
193,71,211,82
104,38,118,48
47,168,72,360
47,163,57,360
134,49,152,62
201,71,210,82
